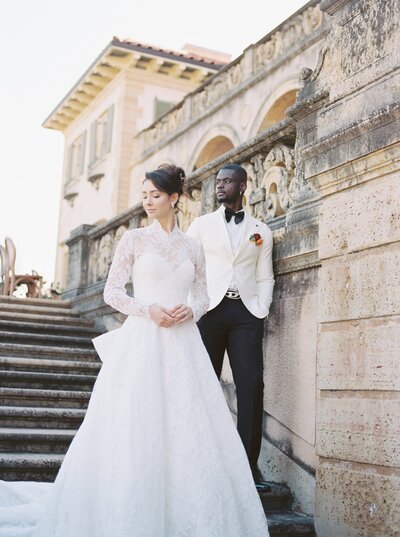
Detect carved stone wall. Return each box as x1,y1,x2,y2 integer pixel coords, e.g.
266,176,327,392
292,0,400,534
241,144,307,221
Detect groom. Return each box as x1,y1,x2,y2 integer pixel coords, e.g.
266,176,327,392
187,164,274,490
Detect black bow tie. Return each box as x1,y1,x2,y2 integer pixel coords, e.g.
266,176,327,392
225,208,244,224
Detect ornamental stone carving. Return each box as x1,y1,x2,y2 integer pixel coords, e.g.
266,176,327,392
113,224,128,254
263,144,296,220
95,232,114,281
91,224,129,283
242,155,266,221
88,240,99,285
241,144,297,222
254,5,322,71
191,61,244,119
143,106,184,149
177,188,201,232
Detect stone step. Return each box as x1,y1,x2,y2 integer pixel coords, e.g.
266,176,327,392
265,510,315,536
0,370,97,391
0,387,91,409
0,330,95,349
0,310,95,327
0,342,99,362
0,296,72,309
0,406,85,429
0,452,65,482
0,428,75,455
0,302,81,318
0,319,101,338
258,484,292,511
0,356,101,375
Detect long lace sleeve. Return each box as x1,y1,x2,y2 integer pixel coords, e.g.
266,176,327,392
103,231,149,317
188,241,210,322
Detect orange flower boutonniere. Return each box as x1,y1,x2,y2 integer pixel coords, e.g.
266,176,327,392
250,233,263,246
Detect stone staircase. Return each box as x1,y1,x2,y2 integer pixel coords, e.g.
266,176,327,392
0,296,315,536
0,296,101,482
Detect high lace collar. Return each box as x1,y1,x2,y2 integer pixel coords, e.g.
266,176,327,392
151,218,181,237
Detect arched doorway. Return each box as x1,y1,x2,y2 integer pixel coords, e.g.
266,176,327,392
193,136,234,170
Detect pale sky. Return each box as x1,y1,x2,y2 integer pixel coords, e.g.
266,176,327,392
0,0,308,287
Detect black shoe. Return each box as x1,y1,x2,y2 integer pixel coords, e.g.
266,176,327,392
252,468,272,492
254,480,272,492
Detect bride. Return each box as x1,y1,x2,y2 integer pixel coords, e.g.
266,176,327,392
0,164,269,536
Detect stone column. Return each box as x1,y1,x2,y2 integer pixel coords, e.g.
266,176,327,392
200,173,217,214
64,224,94,299
292,0,400,534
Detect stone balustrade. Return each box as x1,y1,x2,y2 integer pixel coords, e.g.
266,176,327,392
64,114,320,309
131,2,324,164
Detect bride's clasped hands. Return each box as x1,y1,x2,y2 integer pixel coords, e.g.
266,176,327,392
148,303,194,326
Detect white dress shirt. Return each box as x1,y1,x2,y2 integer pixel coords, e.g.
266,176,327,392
223,207,245,291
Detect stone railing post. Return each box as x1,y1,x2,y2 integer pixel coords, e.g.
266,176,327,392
200,174,217,215
64,224,95,298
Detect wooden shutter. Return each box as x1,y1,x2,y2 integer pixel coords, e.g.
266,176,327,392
154,98,174,121
65,144,73,182
89,120,97,164
105,104,114,154
77,131,86,175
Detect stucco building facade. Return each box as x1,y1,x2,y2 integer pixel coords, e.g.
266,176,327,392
44,39,229,287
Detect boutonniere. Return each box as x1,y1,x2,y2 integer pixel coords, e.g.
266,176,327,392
250,233,263,246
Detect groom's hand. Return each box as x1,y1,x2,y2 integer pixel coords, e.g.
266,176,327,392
171,304,193,324
148,304,176,327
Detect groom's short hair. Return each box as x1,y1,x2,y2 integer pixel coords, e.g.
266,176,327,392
219,164,247,183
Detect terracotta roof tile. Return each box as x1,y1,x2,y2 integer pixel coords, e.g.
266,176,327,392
111,37,228,68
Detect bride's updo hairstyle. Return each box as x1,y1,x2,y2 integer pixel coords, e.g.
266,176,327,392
144,164,186,205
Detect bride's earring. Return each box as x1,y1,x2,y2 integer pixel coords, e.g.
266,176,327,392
171,202,175,208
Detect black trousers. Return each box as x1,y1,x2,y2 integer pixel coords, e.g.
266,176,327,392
197,297,264,473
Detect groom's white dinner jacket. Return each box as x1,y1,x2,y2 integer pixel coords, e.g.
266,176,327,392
187,205,274,319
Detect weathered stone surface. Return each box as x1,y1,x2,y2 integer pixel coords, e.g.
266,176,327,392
297,0,400,181
64,225,95,298
317,394,400,467
306,138,400,197
264,413,316,475
319,242,400,322
319,172,400,259
321,0,399,103
200,174,217,215
302,108,400,182
259,440,316,516
265,268,318,445
315,461,400,537
318,316,400,391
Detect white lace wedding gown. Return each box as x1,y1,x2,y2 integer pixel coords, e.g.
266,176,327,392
0,220,269,537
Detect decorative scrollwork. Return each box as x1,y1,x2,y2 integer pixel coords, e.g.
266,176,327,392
255,6,322,71
177,188,201,232
241,144,297,222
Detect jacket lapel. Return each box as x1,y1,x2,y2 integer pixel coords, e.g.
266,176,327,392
234,212,260,260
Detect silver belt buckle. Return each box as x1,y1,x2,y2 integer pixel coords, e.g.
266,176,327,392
225,290,240,300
